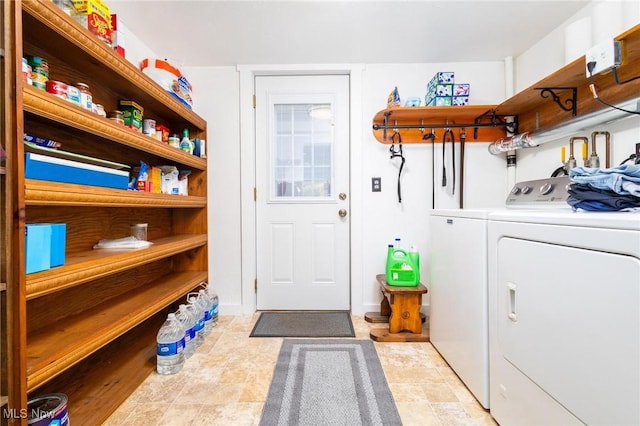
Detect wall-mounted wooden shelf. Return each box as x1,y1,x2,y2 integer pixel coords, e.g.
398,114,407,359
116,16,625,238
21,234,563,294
495,23,640,135
372,23,640,146
372,105,511,143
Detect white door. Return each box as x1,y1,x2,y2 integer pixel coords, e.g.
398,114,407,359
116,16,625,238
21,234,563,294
255,75,350,310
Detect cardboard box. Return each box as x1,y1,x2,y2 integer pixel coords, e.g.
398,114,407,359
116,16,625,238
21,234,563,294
49,223,67,267
72,0,112,45
453,96,470,106
453,83,470,96
25,152,130,190
118,100,144,132
110,14,125,58
427,72,455,91
426,96,453,106
26,224,51,274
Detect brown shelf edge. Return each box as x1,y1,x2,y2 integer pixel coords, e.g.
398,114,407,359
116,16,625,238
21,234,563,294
23,87,207,170
25,179,207,207
371,105,507,143
21,0,206,129
26,234,208,299
26,270,207,391
31,316,161,424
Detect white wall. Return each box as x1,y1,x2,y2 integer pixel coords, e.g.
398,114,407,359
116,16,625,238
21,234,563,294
121,1,640,315
512,1,640,181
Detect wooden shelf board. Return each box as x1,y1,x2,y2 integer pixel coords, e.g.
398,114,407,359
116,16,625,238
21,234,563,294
495,23,640,133
23,86,207,171
32,316,160,424
25,179,207,207
26,234,207,299
21,0,206,130
26,270,207,391
372,105,506,143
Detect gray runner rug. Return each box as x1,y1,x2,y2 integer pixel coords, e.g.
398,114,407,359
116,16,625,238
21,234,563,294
250,311,355,338
260,339,402,426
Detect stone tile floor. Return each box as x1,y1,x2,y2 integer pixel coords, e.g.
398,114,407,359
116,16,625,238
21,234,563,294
104,314,497,425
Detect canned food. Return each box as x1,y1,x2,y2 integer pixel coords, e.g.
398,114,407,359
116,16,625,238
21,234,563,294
67,85,81,106
108,110,125,126
46,80,68,99
75,82,92,110
22,58,32,85
26,55,48,90
143,119,156,135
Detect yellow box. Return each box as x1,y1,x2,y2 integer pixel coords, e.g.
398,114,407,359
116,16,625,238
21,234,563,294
72,0,112,44
149,166,162,193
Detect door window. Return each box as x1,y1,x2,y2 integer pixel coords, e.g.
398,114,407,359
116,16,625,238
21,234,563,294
272,103,333,199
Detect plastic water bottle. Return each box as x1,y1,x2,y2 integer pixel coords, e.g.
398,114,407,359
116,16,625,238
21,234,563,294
187,295,204,347
208,287,219,327
175,304,197,359
195,290,213,336
156,313,185,375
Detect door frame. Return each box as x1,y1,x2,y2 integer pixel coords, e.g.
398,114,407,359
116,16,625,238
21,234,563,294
238,64,365,314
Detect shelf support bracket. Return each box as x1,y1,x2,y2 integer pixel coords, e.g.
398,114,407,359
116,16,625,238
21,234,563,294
473,110,517,139
535,87,577,116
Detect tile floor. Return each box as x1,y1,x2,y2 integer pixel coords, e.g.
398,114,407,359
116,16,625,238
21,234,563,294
104,314,497,425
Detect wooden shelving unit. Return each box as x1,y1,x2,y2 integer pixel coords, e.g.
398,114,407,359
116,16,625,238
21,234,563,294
2,0,210,423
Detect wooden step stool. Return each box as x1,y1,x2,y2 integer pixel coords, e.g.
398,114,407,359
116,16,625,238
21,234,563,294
365,274,430,342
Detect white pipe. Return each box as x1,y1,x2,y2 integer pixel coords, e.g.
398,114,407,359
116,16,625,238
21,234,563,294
504,56,517,192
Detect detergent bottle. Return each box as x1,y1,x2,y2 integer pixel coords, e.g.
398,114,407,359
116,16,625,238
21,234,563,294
385,242,420,286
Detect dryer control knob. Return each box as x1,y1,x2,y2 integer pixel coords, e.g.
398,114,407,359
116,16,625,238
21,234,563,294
511,186,521,195
521,186,532,194
540,182,554,195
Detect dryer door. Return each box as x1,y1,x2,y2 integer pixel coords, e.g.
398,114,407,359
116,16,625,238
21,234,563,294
496,237,640,425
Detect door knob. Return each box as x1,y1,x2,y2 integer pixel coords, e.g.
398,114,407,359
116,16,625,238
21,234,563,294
338,209,347,218
339,192,347,200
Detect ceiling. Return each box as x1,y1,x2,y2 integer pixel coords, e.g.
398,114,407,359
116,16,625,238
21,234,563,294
109,0,590,67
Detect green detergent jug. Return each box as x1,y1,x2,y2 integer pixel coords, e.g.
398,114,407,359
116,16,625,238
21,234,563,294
385,244,420,286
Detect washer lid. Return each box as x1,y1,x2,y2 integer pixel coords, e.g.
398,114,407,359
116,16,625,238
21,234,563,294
488,209,640,230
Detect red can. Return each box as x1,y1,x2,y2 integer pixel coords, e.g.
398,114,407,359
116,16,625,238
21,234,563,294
46,80,68,100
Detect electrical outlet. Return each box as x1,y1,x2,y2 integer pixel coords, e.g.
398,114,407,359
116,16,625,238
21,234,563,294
585,39,622,77
372,177,381,192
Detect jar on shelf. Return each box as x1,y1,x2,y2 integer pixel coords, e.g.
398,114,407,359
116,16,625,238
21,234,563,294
94,103,106,118
108,110,125,126
168,134,180,148
74,83,93,110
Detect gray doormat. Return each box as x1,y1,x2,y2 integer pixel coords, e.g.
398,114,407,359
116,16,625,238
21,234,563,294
260,339,402,425
250,311,355,338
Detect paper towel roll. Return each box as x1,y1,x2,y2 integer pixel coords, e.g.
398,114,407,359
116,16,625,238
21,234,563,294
591,0,623,44
564,17,592,63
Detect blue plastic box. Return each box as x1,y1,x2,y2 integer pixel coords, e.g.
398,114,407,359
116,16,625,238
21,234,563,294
25,152,129,190
49,223,66,267
26,224,51,274
25,223,66,274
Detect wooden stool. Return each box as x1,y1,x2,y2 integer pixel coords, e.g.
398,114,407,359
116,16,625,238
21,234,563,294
365,274,430,342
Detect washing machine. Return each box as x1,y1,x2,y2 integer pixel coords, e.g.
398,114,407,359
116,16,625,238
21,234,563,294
488,178,640,425
429,209,494,409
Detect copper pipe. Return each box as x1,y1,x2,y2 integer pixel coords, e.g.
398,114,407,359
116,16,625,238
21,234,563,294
591,131,611,168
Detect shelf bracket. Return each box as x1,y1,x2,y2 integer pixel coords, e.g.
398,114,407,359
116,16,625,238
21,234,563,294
473,109,518,139
535,87,577,116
